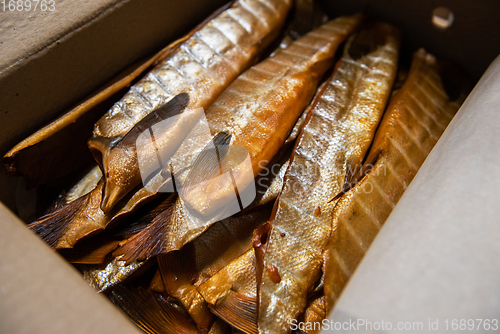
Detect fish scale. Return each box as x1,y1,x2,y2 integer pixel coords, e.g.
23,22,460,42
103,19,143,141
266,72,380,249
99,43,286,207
323,48,466,312
257,23,400,334
89,0,293,213
114,16,362,272
93,0,282,140
29,0,292,249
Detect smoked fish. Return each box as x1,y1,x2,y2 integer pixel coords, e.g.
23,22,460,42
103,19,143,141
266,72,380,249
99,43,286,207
255,23,400,333
90,0,293,213
116,14,363,263
28,0,292,249
155,205,273,332
198,249,258,334
323,48,467,312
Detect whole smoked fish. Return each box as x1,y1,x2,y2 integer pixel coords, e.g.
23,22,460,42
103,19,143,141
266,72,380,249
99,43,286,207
323,48,467,312
91,0,293,213
116,14,363,263
255,23,400,333
28,0,292,249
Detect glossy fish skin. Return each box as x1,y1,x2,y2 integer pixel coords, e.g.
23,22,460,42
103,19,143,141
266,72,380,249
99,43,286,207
91,0,293,212
81,255,146,293
199,249,257,306
117,14,363,263
157,206,273,333
198,249,258,334
183,14,363,216
257,23,400,333
323,49,466,312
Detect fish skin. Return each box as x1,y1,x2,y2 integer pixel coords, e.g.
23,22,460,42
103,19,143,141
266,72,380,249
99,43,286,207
116,14,363,263
30,0,291,249
90,0,293,212
198,249,258,334
157,205,273,332
301,295,326,334
81,255,147,293
184,14,363,217
323,49,466,312
198,248,257,306
257,23,400,334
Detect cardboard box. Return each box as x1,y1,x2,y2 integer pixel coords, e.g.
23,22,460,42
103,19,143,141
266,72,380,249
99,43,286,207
1,1,499,333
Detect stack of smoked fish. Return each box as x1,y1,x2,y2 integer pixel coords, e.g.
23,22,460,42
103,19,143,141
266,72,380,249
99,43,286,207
4,0,469,333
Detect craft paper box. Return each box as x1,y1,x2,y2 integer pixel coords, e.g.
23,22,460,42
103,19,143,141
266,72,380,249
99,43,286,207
0,1,499,333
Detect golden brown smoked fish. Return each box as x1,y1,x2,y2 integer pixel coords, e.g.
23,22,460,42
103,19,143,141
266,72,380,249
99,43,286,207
255,23,400,333
197,244,326,334
198,249,258,334
90,0,293,213
164,151,291,333
323,48,467,312
156,206,272,333
116,14,363,263
28,0,292,249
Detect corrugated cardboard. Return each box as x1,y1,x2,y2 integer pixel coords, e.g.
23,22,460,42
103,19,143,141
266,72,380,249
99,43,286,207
0,0,228,210
0,202,142,334
1,1,500,333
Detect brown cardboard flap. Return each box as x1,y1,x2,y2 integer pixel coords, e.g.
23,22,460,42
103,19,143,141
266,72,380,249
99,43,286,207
0,203,141,334
326,54,500,332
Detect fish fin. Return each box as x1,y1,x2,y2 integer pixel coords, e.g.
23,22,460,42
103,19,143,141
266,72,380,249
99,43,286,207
118,93,189,147
113,204,175,264
181,132,232,197
109,286,199,334
210,291,258,334
28,193,88,249
330,149,383,201
111,194,177,239
308,57,335,80
58,234,120,264
158,244,198,289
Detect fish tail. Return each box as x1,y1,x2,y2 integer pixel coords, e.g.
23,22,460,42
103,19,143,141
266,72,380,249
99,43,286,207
58,235,120,264
210,291,258,334
113,206,174,264
28,193,88,249
109,286,199,334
